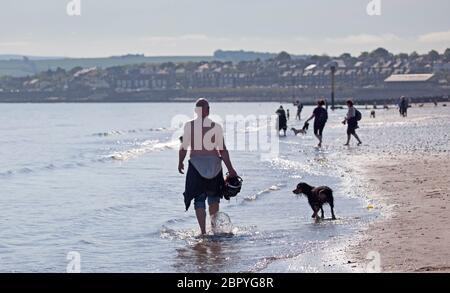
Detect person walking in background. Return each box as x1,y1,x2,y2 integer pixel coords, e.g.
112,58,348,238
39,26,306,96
178,98,239,235
399,96,408,117
286,109,290,120
296,102,303,120
343,100,362,146
276,105,288,136
305,99,328,148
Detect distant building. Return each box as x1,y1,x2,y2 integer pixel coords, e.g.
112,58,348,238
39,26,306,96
384,74,437,89
433,62,450,72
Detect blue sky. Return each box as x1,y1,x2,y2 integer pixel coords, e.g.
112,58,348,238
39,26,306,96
0,0,449,57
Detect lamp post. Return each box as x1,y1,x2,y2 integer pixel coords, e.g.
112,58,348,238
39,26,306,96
330,65,336,111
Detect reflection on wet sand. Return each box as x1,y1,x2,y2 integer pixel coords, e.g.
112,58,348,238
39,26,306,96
173,236,237,273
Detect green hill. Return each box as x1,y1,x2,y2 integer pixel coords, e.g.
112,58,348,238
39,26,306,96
0,55,213,77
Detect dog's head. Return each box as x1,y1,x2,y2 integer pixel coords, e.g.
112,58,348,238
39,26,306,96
292,182,312,195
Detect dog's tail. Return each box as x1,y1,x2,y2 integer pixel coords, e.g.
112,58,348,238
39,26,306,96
328,190,334,208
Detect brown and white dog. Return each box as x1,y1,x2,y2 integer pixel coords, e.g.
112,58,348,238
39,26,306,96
291,127,306,135
293,182,336,220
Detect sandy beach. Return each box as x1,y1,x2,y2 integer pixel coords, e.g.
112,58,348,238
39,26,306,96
347,133,450,272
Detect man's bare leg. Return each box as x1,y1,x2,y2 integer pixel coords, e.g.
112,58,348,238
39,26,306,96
353,133,362,145
344,134,351,146
209,203,219,232
195,208,207,235
315,134,322,147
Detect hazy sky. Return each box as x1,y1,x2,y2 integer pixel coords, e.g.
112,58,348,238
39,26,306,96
0,0,449,57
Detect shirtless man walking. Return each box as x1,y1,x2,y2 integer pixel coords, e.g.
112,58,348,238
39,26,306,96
178,98,238,235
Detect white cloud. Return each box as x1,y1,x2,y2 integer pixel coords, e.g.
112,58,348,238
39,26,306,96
324,34,402,45
140,34,209,43
418,30,450,43
0,41,30,48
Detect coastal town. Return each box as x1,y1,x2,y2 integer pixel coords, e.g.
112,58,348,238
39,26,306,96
0,48,449,103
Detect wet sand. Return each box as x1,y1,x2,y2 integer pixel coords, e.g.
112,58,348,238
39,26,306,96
348,153,450,272
262,104,450,273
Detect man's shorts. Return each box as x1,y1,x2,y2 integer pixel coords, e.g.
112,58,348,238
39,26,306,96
314,124,325,136
194,193,221,209
347,125,358,135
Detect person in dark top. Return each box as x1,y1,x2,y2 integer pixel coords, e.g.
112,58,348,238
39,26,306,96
399,96,408,117
296,103,304,120
276,106,288,136
342,100,362,146
305,99,328,148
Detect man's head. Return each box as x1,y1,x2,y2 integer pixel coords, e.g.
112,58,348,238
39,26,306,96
346,99,354,107
317,99,325,107
195,98,210,118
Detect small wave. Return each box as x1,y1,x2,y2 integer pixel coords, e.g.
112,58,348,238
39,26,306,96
0,170,14,176
93,130,125,137
160,224,259,244
160,226,198,241
93,203,141,215
19,167,33,174
92,127,168,137
108,139,178,161
244,183,286,202
0,139,177,177
45,164,56,170
77,239,95,245
0,161,89,178
249,252,301,272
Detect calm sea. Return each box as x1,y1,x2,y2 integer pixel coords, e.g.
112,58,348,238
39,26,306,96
2,102,447,272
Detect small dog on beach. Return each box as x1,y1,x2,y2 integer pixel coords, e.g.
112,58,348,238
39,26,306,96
291,127,306,135
291,122,309,136
293,182,336,220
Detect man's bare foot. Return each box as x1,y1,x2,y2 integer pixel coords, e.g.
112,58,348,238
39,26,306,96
195,233,208,239
357,142,362,146
344,143,349,146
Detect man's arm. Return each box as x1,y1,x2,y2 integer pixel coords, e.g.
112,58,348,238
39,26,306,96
178,123,190,174
213,123,237,177
219,144,237,178
178,148,187,174
305,113,315,123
